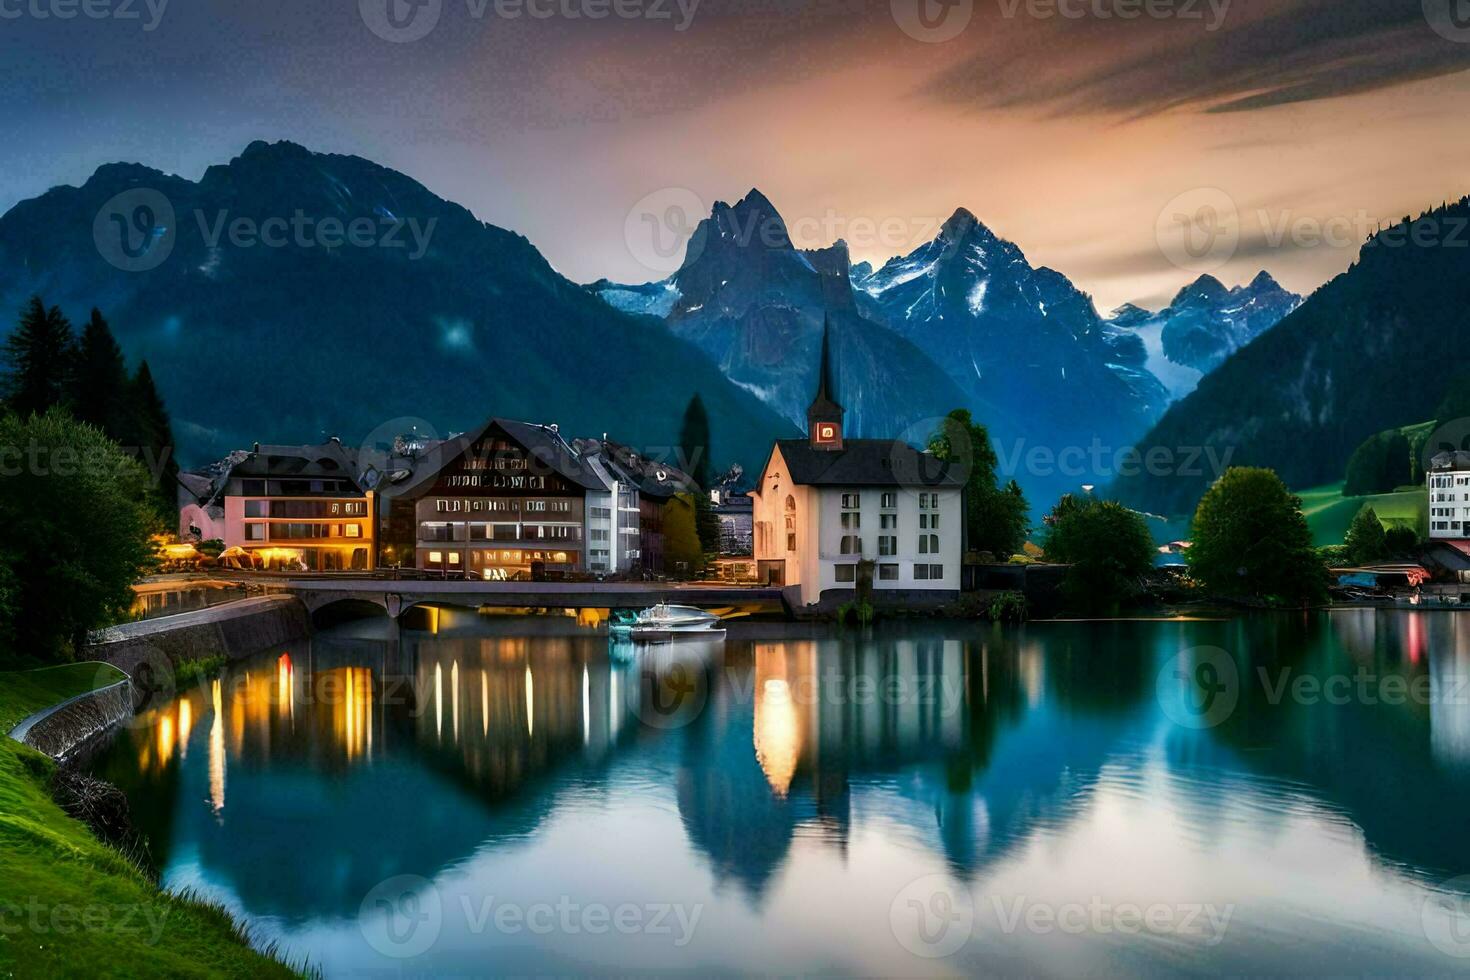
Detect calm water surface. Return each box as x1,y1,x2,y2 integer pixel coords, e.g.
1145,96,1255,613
90,610,1470,976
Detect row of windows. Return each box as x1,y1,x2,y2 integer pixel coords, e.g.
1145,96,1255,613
243,499,366,519
433,498,572,513
842,512,936,530
1431,476,1470,488
239,478,356,497
422,522,581,543
834,563,944,582
1432,521,1464,532
838,534,942,555
838,492,915,510
244,522,361,541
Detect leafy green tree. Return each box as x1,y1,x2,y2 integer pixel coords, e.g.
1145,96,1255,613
1344,505,1388,565
679,393,712,490
1189,467,1328,605
0,409,159,662
1344,429,1412,496
929,408,1029,558
70,308,131,437
3,296,76,418
662,494,703,578
1041,496,1155,613
1385,525,1419,555
128,360,179,519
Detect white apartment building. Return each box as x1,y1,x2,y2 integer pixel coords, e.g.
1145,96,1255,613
750,323,964,607
1429,451,1470,540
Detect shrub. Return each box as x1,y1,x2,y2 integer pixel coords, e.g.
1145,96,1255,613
987,591,1028,623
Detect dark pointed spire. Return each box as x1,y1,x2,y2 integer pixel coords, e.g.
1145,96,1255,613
807,314,844,449
816,315,836,405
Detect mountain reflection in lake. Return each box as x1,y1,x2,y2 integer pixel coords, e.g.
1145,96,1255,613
89,610,1470,976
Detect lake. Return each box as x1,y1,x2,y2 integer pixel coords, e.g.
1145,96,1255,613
88,609,1470,976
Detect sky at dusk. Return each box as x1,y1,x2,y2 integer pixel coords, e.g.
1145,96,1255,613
5,0,1470,309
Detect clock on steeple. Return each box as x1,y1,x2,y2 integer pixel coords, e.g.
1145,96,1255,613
807,317,844,451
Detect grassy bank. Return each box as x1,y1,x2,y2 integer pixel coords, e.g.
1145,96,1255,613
1297,481,1427,548
1,665,302,978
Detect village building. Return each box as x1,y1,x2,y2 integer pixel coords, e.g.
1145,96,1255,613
749,324,965,607
1429,450,1470,542
177,439,375,571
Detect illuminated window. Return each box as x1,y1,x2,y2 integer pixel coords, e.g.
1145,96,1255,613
448,552,461,565
345,524,361,538
428,551,443,564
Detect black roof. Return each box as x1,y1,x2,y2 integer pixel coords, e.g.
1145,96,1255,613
387,417,610,499
775,439,964,488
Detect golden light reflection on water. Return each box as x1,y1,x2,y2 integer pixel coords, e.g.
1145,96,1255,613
208,679,225,816
753,643,813,798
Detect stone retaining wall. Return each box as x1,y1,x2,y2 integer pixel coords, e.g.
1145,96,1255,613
88,595,311,679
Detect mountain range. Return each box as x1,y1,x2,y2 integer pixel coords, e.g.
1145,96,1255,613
1113,197,1470,518
0,141,797,470
1108,272,1302,401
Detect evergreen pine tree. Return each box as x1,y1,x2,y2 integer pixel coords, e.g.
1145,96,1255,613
3,296,76,417
129,360,179,517
679,393,712,490
71,308,131,438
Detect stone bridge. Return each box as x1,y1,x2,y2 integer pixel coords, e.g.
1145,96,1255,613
261,578,787,623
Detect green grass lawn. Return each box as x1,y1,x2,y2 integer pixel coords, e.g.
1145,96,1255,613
0,662,129,733
0,664,304,978
1297,481,1428,547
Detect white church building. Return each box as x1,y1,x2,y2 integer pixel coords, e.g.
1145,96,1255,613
750,323,965,608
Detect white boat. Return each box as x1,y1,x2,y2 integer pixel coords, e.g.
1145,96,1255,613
615,603,725,640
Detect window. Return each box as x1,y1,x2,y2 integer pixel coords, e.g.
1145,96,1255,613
841,492,861,509
929,564,943,579
787,533,797,552
525,500,547,512
241,479,265,496
428,551,443,564
841,511,861,530
920,513,938,529
915,563,929,580
879,563,899,581
881,492,896,509
880,513,897,529
840,535,861,555
448,552,461,566
878,535,897,556
345,524,361,538
245,523,266,541
835,564,857,583
244,500,266,518
918,533,939,554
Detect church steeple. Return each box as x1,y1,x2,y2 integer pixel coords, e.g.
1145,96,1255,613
807,316,845,450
